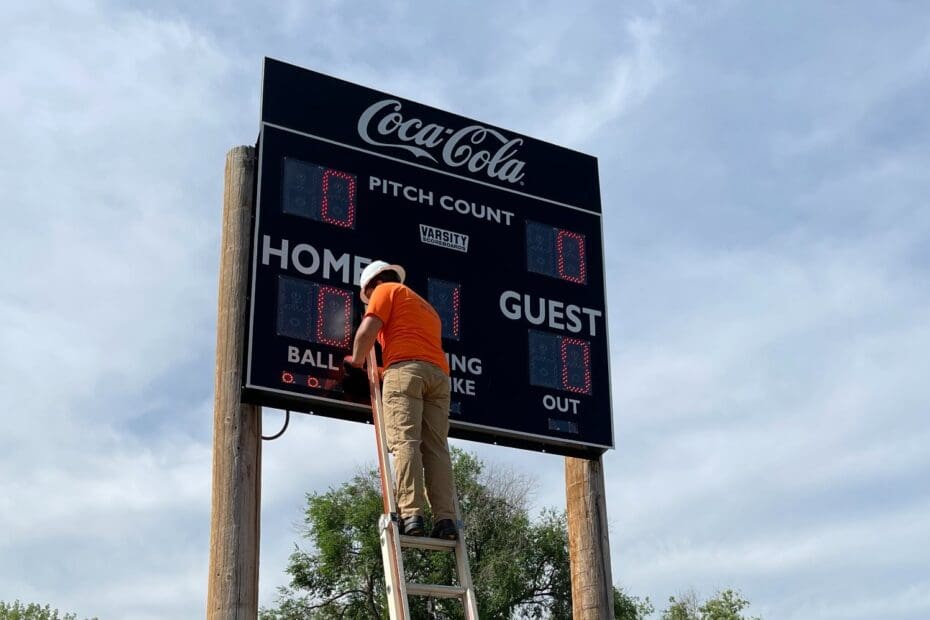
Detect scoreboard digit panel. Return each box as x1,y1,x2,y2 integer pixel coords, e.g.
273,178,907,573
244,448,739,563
428,278,463,341
526,221,588,285
529,330,592,396
282,158,357,229
244,59,613,457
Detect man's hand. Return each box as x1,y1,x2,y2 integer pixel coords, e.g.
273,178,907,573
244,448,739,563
342,356,384,383
341,355,369,399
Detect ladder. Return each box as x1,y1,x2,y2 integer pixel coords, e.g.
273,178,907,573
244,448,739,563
365,350,480,619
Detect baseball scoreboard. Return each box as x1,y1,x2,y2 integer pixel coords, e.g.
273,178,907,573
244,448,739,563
243,58,613,457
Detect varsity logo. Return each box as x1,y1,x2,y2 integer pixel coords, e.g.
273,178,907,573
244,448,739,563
419,224,469,253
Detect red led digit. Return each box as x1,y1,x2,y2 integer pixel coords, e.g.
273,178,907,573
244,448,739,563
321,169,356,228
556,229,587,284
451,285,461,338
560,337,592,395
316,286,353,347
281,371,295,384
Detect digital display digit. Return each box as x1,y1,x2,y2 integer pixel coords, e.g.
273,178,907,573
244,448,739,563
282,158,357,229
526,220,556,277
561,337,592,395
321,169,356,227
276,276,354,349
526,220,587,284
427,278,462,341
316,286,353,348
556,230,587,284
276,276,315,341
528,330,593,395
529,330,561,389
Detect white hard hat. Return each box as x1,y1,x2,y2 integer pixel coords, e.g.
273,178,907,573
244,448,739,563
359,260,406,302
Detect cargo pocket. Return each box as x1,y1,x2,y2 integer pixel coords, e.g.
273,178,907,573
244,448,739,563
383,365,425,447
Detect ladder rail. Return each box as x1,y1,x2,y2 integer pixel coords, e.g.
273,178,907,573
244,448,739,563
368,349,409,619
453,494,480,617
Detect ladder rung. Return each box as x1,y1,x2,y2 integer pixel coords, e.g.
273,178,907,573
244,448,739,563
399,534,457,551
406,582,466,599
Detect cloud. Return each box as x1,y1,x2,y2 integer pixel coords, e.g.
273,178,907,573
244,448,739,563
535,15,667,145
2,1,930,619
608,235,930,617
0,2,235,617
0,1,234,435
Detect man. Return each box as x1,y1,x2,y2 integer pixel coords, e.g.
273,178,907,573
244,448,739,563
345,260,458,539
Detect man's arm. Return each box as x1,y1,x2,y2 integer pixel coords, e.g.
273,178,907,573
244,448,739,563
347,315,384,367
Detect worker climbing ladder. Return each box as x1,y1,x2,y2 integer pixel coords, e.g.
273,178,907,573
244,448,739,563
365,349,480,619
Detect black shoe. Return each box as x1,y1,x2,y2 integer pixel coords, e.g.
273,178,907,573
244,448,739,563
401,515,425,536
430,518,458,540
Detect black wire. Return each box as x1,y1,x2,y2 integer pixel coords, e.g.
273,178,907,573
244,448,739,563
262,409,290,441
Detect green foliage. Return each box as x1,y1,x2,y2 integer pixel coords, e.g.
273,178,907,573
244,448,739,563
661,590,759,620
614,587,654,620
263,467,386,618
261,448,576,619
0,601,97,620
662,591,700,620
260,447,760,619
698,590,759,620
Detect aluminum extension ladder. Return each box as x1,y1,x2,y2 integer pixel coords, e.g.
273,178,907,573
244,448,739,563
365,349,480,619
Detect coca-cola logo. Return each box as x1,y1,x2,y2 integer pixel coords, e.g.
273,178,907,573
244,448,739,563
357,99,526,184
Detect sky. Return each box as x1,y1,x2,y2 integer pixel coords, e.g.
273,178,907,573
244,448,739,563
1,1,929,618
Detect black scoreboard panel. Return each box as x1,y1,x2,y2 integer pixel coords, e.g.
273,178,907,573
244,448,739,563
244,58,613,457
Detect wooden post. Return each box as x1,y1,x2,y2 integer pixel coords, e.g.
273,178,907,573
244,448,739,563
207,146,262,619
566,455,613,618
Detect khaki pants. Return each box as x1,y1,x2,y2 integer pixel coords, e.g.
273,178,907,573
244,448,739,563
382,360,455,522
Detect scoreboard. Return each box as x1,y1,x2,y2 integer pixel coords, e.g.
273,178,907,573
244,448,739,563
244,58,613,457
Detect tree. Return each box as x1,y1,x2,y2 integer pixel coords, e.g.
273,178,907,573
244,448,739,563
661,590,760,620
662,590,700,620
699,590,759,620
0,601,97,620
614,587,654,620
262,449,576,619
261,447,759,619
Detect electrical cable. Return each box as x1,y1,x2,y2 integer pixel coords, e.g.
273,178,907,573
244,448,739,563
262,409,290,441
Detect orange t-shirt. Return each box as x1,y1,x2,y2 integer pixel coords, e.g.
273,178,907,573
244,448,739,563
365,282,450,374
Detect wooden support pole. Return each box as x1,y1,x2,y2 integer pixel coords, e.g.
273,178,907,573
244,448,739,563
207,146,262,619
566,455,614,619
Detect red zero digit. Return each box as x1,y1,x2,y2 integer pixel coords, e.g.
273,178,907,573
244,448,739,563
560,337,592,394
556,229,586,284
316,286,353,347
321,169,357,228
